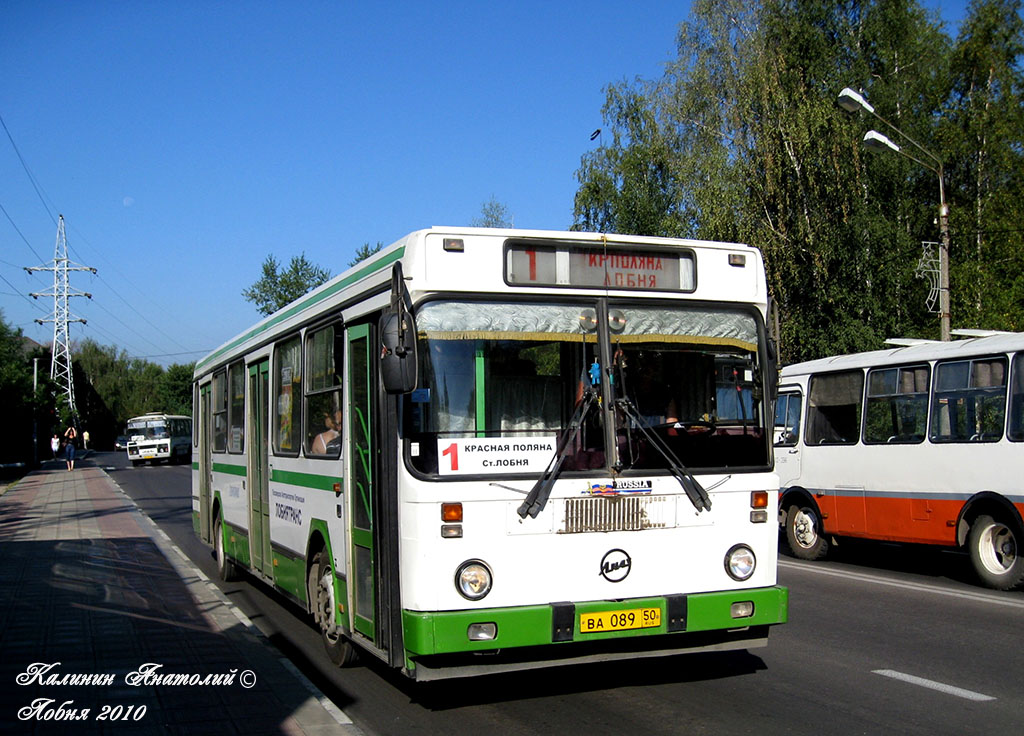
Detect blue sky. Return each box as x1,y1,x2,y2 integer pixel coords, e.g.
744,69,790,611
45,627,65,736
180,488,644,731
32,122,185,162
1,1,970,365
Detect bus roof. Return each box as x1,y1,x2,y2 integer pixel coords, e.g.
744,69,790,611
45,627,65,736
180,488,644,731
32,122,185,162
779,331,1024,377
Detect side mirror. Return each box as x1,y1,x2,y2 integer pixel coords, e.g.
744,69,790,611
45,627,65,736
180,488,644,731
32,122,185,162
379,310,417,394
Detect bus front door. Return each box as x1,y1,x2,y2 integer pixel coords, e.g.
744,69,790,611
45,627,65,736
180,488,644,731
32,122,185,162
249,361,273,578
347,324,376,642
199,384,212,543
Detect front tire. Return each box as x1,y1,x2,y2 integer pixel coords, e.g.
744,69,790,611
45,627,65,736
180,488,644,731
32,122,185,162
785,503,829,560
311,551,359,666
968,514,1024,590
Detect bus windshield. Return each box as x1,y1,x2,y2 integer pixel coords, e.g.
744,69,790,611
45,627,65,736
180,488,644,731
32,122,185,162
404,300,769,475
127,419,169,440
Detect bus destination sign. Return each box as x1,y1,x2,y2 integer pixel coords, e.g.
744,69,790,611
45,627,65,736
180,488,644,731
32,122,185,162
506,241,694,291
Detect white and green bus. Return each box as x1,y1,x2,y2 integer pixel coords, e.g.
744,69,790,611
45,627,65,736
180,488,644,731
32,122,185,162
192,227,788,681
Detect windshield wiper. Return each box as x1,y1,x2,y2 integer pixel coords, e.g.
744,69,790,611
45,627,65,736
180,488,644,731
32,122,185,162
517,389,597,519
616,399,712,513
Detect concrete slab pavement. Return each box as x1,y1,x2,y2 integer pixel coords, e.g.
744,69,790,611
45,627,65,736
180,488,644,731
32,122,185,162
0,459,364,735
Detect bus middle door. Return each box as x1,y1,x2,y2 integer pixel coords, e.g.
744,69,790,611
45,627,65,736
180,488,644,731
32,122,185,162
248,360,273,578
347,323,377,643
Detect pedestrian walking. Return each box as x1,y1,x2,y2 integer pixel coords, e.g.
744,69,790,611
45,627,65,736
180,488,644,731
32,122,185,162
83,430,90,449
50,433,59,459
64,425,77,471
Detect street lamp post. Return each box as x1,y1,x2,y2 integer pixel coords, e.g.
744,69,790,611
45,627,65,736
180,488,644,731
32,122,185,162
839,87,951,341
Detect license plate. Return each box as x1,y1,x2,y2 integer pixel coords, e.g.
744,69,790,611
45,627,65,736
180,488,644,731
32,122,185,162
579,607,661,633
142,454,154,459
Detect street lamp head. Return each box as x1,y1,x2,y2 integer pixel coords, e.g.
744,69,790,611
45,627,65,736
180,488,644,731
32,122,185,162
863,130,900,154
838,87,874,115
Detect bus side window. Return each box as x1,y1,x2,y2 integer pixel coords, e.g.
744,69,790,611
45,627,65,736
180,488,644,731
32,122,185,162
806,371,863,445
864,365,929,444
228,362,245,453
274,335,302,455
930,357,1006,443
305,323,344,458
1007,352,1023,442
212,369,228,452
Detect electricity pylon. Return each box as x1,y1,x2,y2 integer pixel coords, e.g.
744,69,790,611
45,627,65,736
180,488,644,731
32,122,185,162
26,215,96,422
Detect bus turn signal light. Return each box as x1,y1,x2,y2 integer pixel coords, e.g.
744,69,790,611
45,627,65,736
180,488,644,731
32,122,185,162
442,503,463,522
750,491,768,509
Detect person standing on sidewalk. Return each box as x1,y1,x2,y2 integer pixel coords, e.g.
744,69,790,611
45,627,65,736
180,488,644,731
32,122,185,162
64,425,78,471
50,433,60,459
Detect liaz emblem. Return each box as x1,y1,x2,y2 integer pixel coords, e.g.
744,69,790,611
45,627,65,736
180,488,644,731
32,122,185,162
599,548,631,582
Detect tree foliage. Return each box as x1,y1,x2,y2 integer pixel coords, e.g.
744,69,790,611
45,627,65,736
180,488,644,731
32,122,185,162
242,253,331,316
73,339,194,448
349,241,384,267
0,311,43,466
471,197,514,228
573,0,1023,362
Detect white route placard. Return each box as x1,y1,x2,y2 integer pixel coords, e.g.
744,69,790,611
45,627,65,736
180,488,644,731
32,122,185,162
436,437,557,475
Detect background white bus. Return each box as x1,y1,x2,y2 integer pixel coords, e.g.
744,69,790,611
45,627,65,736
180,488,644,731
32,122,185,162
775,332,1024,589
126,413,193,466
193,227,787,680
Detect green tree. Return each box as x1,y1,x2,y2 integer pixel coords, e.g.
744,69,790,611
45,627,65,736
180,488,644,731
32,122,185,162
73,340,195,446
156,363,196,416
349,241,384,267
0,311,37,465
242,253,331,316
471,197,514,228
573,0,961,362
943,0,1024,330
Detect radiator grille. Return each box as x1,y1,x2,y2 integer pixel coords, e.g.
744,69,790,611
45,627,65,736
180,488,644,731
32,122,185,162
561,494,670,534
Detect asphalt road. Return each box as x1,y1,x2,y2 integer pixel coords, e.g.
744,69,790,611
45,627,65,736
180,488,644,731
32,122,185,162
95,450,1024,735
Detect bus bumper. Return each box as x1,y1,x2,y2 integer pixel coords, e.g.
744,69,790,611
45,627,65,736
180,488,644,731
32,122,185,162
402,585,788,680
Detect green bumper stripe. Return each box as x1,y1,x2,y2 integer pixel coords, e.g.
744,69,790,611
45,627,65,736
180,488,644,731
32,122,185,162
403,586,788,656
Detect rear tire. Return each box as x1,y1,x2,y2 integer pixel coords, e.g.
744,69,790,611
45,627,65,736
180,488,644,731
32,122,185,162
311,551,359,666
968,514,1024,590
215,516,238,582
785,503,829,561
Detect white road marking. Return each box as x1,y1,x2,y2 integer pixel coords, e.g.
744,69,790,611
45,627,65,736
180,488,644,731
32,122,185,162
778,559,1024,609
872,669,996,702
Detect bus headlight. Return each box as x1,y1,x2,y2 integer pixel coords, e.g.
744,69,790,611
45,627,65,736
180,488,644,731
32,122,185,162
724,544,756,581
455,560,492,601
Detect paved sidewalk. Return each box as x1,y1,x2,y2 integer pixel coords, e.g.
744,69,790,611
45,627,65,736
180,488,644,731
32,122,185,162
0,459,363,735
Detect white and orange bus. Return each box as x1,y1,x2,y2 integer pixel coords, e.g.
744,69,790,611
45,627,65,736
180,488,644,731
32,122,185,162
775,332,1024,589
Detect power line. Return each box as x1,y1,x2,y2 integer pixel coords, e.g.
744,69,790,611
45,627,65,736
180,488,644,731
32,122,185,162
1,114,204,355
0,270,47,311
0,113,59,227
0,199,47,262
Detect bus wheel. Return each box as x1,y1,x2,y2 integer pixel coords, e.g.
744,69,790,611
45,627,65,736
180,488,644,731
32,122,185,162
215,516,238,582
785,503,829,561
312,551,359,666
968,515,1024,590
